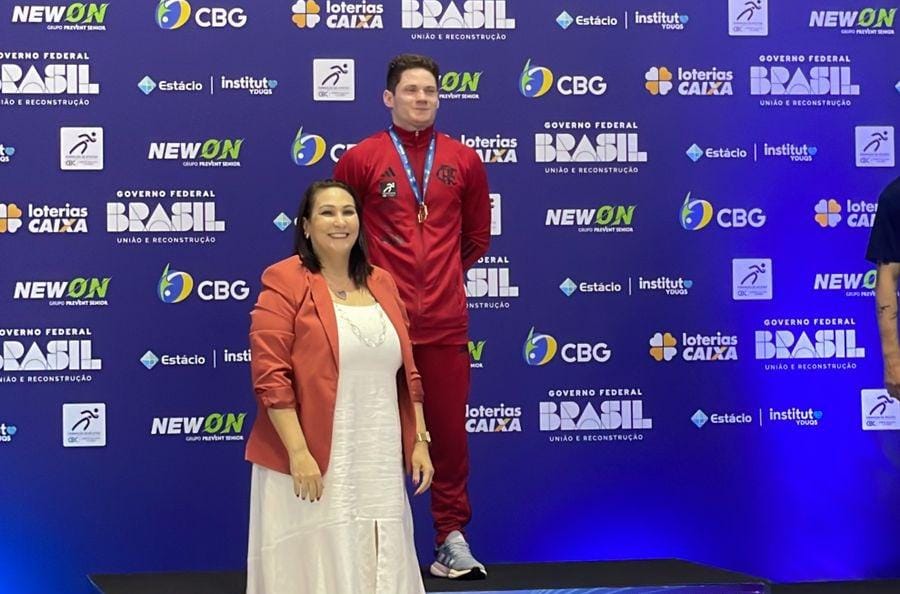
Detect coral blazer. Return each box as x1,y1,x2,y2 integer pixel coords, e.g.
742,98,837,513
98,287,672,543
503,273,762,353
244,256,424,476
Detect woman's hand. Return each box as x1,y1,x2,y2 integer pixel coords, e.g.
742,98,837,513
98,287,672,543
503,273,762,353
410,442,434,496
289,449,324,502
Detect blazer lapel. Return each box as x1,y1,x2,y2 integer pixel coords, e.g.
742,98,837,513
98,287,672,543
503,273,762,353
308,272,339,368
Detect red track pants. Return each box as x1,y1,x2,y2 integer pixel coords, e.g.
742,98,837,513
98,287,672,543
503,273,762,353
413,344,472,546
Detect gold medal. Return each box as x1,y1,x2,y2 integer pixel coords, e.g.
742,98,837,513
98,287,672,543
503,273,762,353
418,202,429,224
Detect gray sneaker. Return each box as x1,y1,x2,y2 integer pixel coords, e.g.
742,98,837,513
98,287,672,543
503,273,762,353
430,530,487,579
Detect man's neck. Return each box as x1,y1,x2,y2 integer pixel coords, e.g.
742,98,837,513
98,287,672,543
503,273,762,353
391,120,435,134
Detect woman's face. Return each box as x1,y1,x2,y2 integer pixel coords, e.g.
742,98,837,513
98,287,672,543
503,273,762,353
302,187,360,262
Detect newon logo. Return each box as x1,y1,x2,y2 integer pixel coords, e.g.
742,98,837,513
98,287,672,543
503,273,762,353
151,412,246,442
12,3,109,31
13,277,110,306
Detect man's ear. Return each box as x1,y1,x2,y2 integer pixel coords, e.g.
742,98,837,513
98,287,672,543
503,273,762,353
383,89,394,110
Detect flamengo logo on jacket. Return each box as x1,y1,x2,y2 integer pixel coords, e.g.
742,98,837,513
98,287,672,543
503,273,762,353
401,0,515,29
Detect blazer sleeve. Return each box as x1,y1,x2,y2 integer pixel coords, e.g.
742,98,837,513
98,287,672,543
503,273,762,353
382,271,424,404
249,264,300,409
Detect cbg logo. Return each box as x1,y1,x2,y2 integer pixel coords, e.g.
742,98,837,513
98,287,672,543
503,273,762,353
680,192,766,230
155,0,247,28
519,59,606,97
523,327,611,365
523,327,557,366
291,127,327,166
290,128,353,165
157,264,250,303
158,264,193,303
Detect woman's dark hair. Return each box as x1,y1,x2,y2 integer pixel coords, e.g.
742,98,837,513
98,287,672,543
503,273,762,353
294,179,372,287
386,53,440,93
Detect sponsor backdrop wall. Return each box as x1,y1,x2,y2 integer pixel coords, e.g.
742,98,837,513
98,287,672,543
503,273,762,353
1,1,899,592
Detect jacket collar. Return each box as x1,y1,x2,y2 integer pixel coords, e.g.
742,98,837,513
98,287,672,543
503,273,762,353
390,123,436,149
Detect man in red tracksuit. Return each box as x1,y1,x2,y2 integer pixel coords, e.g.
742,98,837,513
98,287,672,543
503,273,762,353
334,53,491,580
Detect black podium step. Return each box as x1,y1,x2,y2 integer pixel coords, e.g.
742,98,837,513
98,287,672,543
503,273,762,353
91,559,767,594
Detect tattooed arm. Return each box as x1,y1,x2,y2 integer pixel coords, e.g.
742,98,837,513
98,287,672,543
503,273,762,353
875,262,900,399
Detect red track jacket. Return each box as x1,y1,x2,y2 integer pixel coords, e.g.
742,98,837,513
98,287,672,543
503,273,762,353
334,124,491,345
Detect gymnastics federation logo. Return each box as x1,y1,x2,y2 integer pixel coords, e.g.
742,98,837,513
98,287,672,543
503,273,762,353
156,0,191,29
680,192,714,230
292,128,327,166
649,332,678,361
519,60,553,98
814,199,842,228
158,264,194,303
523,327,558,366
855,126,895,168
644,67,673,95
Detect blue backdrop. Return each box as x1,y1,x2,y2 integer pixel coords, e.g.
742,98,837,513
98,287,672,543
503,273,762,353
1,1,899,592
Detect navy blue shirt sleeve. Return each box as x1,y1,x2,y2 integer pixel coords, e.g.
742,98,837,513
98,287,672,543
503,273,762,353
865,176,900,264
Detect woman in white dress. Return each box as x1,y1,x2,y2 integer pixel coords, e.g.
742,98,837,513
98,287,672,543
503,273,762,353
245,180,434,594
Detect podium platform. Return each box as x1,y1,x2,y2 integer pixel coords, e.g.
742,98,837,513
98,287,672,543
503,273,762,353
91,559,769,594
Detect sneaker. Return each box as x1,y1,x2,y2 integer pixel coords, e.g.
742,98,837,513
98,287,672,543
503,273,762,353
429,530,487,580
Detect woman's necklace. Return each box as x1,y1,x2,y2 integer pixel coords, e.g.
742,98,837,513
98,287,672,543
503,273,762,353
335,303,387,348
329,286,350,300
323,276,355,301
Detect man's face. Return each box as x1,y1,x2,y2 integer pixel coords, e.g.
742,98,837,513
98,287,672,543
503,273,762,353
384,67,439,131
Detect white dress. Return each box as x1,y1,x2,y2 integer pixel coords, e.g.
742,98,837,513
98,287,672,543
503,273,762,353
246,302,425,594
